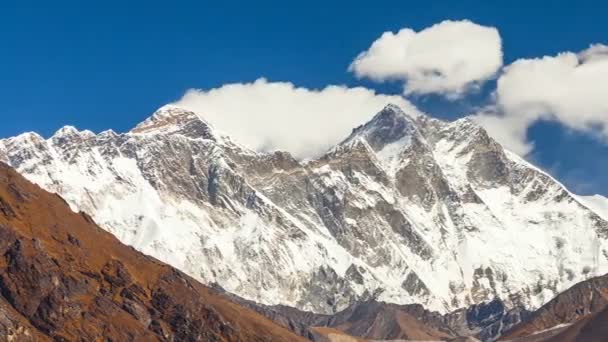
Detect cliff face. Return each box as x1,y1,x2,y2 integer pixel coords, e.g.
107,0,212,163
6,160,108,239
0,162,305,341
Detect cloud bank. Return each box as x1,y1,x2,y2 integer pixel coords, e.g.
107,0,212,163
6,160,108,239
173,78,421,159
475,44,608,155
349,20,503,98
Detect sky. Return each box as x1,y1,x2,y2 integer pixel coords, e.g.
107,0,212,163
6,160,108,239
1,1,607,195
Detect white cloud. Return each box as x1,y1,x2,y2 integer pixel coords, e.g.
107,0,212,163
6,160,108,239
173,78,421,159
475,44,608,155
349,20,502,98
170,22,605,163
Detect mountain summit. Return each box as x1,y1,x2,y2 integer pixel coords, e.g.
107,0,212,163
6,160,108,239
1,104,607,316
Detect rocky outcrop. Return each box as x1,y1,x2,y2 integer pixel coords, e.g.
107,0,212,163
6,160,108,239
444,299,530,341
0,162,305,341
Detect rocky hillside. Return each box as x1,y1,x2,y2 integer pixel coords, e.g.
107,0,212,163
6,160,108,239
546,306,608,341
1,104,607,316
227,288,530,341
501,273,608,341
227,296,455,341
0,162,305,341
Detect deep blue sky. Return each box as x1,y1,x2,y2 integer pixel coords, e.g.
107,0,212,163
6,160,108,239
1,1,607,195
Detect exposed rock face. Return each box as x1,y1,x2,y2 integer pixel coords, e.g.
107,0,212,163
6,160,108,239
223,295,455,341
224,287,532,342
502,273,608,341
0,162,305,341
1,104,607,316
445,299,531,341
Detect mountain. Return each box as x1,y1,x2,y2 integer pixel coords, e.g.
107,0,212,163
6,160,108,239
0,162,305,341
1,103,607,316
501,273,608,341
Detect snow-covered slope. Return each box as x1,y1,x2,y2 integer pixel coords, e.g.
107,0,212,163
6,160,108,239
578,195,608,221
1,104,607,315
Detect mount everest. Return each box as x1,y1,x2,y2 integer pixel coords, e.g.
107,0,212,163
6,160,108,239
1,103,607,317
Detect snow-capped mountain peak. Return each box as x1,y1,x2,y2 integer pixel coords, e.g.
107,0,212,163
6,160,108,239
52,125,94,138
131,104,216,140
51,126,96,147
343,103,420,150
2,131,45,144
1,103,607,317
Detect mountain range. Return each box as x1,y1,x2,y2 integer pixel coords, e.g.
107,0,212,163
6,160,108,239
1,103,608,340
1,153,606,341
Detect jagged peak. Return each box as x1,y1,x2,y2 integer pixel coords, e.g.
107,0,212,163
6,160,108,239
328,136,374,156
52,125,95,140
383,102,404,112
98,129,118,137
4,131,45,145
436,116,497,150
375,103,418,122
339,103,421,153
451,116,483,131
54,125,78,137
130,104,214,137
151,104,197,119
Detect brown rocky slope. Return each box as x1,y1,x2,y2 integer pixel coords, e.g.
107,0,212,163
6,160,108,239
0,162,306,341
501,273,608,341
224,289,529,341
547,305,608,341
